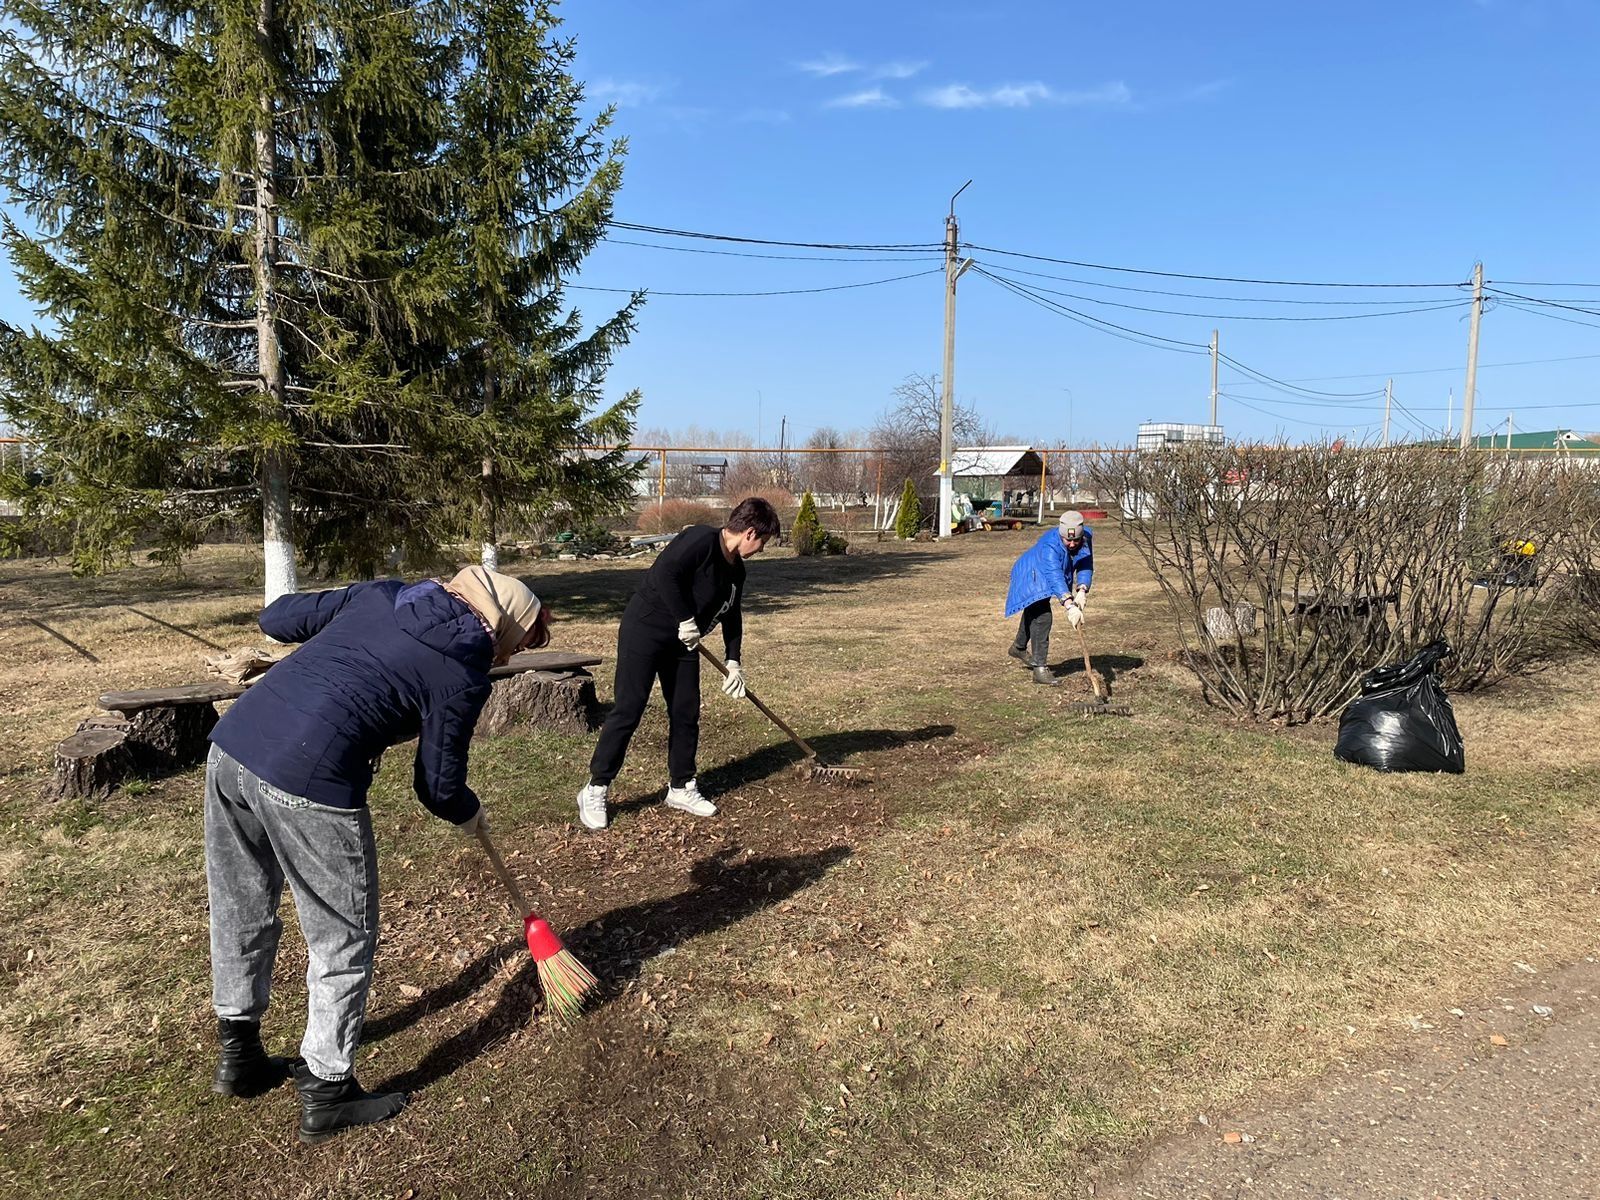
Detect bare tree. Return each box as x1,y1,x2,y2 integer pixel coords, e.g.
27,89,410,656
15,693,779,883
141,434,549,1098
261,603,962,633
870,372,988,495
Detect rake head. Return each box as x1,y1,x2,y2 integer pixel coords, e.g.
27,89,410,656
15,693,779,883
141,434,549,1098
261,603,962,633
1067,699,1132,718
791,759,872,785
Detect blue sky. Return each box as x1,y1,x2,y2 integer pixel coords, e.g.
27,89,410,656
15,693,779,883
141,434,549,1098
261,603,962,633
5,0,1600,447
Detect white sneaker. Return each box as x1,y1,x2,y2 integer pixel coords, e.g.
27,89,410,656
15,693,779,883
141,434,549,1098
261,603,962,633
576,782,609,831
664,779,717,817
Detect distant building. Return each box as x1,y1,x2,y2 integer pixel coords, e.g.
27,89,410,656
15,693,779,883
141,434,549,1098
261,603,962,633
1456,428,1600,459
1136,422,1225,452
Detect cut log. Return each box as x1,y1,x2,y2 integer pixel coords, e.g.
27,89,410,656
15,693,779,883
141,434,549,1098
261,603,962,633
47,728,133,801
478,670,600,737
1204,602,1259,639
121,703,218,772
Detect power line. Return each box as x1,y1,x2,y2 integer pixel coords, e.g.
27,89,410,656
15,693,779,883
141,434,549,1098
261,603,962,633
602,236,943,264
567,268,941,297
1217,352,1385,400
971,266,1209,355
977,261,1473,306
608,219,939,253
977,263,1472,322
1489,288,1600,318
1494,300,1600,332
965,241,1468,289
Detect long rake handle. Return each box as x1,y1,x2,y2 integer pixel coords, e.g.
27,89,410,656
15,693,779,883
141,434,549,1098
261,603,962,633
696,642,822,759
475,824,532,918
1073,621,1105,701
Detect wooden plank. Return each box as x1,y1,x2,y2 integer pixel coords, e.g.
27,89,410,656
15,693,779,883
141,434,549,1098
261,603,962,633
100,681,248,711
100,649,600,710
491,650,602,678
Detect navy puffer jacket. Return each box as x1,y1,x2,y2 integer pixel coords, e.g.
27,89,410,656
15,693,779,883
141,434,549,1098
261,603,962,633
209,579,492,823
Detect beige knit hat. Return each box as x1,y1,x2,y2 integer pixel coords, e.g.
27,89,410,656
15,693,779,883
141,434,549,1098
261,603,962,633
1059,510,1085,533
442,566,542,663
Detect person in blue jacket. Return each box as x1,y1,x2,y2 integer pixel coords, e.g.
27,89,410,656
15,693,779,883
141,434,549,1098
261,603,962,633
203,565,547,1144
1003,510,1094,686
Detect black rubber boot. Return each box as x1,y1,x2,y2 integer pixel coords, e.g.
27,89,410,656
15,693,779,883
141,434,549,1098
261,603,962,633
1007,644,1030,666
212,1019,295,1098
1031,665,1060,686
294,1063,407,1145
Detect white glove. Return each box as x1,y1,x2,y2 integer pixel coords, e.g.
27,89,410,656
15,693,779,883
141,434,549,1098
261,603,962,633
676,617,701,650
1073,585,1089,612
1064,601,1084,629
454,804,489,837
722,659,746,699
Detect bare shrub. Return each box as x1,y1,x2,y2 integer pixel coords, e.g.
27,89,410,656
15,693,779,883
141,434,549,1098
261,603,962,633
1089,444,1580,722
635,499,719,534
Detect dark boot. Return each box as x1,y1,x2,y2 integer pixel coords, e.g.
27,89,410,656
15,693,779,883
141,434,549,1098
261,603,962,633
1031,665,1060,686
1007,644,1030,666
212,1018,295,1098
294,1063,407,1145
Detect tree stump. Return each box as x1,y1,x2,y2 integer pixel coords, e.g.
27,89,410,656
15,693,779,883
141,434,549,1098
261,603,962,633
478,670,600,736
47,728,133,801
112,704,218,773
1204,602,1258,639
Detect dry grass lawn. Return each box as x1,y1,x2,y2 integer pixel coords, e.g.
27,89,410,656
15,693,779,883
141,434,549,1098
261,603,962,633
1,527,1598,1198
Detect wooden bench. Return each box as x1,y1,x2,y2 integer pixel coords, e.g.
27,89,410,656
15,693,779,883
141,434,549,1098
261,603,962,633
50,650,605,802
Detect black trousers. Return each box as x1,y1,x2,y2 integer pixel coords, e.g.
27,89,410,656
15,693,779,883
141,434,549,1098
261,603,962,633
1012,598,1053,667
588,615,701,788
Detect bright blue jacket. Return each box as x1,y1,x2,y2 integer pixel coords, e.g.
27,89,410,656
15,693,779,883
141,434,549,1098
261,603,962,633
209,579,492,823
1004,527,1094,617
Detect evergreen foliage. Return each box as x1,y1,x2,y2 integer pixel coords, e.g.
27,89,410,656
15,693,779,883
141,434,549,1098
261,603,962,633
0,0,642,596
894,478,922,539
792,490,823,556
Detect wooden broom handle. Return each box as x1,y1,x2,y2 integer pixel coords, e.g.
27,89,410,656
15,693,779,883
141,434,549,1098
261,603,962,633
696,642,821,758
475,823,531,917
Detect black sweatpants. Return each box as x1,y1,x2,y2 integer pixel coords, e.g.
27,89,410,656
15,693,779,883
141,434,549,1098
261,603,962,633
1012,598,1053,667
588,613,701,788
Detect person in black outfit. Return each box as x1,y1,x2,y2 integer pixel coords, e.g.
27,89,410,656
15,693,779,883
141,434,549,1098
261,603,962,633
578,496,781,830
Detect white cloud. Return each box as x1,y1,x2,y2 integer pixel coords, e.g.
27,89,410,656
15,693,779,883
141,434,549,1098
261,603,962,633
919,80,1132,109
872,60,929,80
588,78,665,107
798,53,861,77
826,87,899,109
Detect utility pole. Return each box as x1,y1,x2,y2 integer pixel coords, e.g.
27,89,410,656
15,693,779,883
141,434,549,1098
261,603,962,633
1506,411,1514,448
1382,378,1393,447
1209,330,1219,427
938,180,973,539
778,415,787,488
1459,261,1484,449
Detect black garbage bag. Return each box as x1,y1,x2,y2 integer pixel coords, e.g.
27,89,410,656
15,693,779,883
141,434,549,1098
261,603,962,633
1334,640,1465,774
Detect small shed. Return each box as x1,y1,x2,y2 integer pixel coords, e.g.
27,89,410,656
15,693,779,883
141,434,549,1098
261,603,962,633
935,445,1051,504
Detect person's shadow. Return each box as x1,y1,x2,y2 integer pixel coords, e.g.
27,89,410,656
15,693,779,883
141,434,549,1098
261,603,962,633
369,844,851,1094
606,723,958,819
1049,652,1144,689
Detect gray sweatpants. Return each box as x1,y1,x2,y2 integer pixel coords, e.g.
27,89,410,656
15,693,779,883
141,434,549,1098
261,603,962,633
204,744,379,1081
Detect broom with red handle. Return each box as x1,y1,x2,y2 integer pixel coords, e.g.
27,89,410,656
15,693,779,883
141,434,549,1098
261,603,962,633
474,825,598,1024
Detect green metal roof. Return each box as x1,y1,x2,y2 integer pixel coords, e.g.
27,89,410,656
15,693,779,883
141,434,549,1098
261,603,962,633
1456,429,1600,452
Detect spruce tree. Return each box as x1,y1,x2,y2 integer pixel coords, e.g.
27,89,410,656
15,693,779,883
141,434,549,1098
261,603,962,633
0,0,640,597
895,478,922,539
0,0,463,597
438,0,643,570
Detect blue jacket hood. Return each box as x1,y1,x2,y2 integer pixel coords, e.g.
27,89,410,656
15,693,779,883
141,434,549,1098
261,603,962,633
393,580,494,670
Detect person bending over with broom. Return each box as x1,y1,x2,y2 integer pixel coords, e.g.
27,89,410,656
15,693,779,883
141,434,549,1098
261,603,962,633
577,496,782,830
203,566,549,1144
1004,509,1094,687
